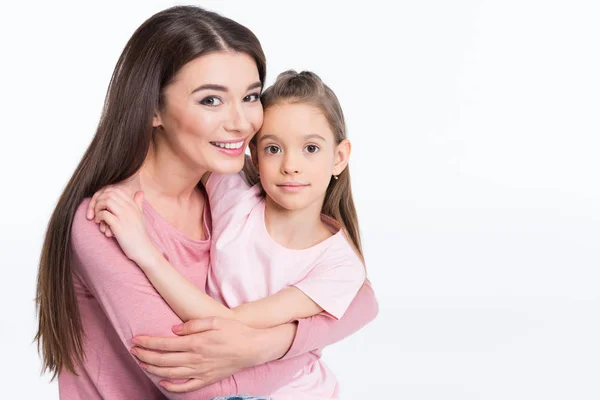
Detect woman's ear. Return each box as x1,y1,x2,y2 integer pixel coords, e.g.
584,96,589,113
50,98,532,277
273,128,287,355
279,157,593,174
152,110,163,128
333,139,351,176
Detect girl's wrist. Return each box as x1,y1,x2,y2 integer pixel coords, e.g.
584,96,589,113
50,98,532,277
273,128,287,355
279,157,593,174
252,322,298,365
135,244,164,272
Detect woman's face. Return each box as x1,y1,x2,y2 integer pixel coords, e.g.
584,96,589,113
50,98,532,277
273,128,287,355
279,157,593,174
154,51,263,176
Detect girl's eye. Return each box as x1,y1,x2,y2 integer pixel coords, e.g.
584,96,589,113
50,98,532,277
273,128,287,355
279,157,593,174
244,93,260,102
265,145,281,155
199,96,223,106
304,144,320,154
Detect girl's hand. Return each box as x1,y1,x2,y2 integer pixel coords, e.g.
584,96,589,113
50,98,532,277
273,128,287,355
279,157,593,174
93,189,156,266
86,174,141,237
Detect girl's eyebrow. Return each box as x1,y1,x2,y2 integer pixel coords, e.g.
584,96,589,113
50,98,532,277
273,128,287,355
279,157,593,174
259,133,326,142
304,134,326,141
258,134,278,142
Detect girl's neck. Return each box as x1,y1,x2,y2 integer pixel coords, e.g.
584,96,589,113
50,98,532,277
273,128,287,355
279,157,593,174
264,195,333,250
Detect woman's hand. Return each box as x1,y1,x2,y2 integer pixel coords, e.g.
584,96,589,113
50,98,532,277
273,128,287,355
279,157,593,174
92,188,157,266
130,317,297,393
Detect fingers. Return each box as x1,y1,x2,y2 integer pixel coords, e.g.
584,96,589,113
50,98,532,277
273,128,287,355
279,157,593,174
94,194,124,222
93,189,136,223
133,335,192,352
131,347,191,368
139,363,196,379
134,191,144,211
159,378,208,393
87,187,106,220
95,211,118,230
100,221,114,238
172,317,220,336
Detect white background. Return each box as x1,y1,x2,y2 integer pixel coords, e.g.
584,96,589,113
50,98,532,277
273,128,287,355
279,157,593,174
1,1,599,399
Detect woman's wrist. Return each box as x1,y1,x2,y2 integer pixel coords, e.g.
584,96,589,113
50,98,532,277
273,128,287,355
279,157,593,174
250,322,298,365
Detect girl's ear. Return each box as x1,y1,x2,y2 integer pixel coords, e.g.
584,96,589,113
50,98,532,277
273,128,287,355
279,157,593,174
333,139,351,176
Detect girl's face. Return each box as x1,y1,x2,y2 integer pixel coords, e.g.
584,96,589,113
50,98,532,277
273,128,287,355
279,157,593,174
154,51,263,176
253,102,350,212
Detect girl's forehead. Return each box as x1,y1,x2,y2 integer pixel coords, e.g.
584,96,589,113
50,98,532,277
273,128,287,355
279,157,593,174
262,104,328,129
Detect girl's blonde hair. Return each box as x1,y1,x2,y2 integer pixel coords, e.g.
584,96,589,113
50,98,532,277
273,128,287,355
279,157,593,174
245,70,364,261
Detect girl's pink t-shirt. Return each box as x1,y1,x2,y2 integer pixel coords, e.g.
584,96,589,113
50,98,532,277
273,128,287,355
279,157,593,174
59,188,378,399
205,173,366,399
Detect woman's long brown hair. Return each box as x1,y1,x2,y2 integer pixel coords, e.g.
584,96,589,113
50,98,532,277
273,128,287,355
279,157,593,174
35,5,266,378
246,70,364,261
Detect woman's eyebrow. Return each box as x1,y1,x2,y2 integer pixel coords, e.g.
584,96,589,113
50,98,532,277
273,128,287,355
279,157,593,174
191,81,262,94
191,84,227,94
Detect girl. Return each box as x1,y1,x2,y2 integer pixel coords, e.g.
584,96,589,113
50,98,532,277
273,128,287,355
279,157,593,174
92,71,366,399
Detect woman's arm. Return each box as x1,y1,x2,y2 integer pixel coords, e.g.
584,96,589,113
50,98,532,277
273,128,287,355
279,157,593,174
72,199,316,398
128,279,379,394
281,279,378,359
86,185,378,393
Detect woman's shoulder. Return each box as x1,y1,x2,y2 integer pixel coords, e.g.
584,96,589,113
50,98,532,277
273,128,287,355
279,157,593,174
71,197,109,247
72,198,95,235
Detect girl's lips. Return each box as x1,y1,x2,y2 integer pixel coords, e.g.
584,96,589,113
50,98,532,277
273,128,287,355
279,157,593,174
277,183,309,193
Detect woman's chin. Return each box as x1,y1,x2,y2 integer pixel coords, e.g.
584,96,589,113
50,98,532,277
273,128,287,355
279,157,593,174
207,155,246,175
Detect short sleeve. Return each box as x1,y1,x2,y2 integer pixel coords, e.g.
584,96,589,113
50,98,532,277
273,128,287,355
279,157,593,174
204,172,258,223
294,245,366,320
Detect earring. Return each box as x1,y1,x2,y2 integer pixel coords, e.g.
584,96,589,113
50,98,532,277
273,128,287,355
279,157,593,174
333,175,339,180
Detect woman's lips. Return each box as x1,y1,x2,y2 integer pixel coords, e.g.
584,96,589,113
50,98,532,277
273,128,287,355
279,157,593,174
210,139,246,156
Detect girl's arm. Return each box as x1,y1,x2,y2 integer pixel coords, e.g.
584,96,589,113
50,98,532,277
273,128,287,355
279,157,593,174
84,185,379,399
96,189,327,329
142,248,324,328
72,198,311,398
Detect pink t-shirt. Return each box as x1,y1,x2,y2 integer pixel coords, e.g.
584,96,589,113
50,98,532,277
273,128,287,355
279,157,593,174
59,192,378,399
205,173,366,399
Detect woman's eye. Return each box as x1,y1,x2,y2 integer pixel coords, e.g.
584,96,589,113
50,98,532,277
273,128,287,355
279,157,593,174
244,93,260,102
304,144,320,153
199,96,223,106
265,145,281,154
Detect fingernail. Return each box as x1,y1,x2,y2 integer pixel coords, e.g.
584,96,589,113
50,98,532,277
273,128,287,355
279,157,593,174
130,348,137,355
87,211,92,219
139,362,147,369
172,324,183,333
133,337,140,344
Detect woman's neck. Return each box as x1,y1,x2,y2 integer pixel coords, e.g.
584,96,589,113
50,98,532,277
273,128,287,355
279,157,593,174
264,196,332,250
140,139,206,203
137,139,208,240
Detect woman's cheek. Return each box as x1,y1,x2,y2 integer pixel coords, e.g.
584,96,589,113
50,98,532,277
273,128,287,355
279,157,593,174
250,107,264,134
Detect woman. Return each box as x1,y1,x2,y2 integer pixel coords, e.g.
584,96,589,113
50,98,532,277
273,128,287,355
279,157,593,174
35,6,378,399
